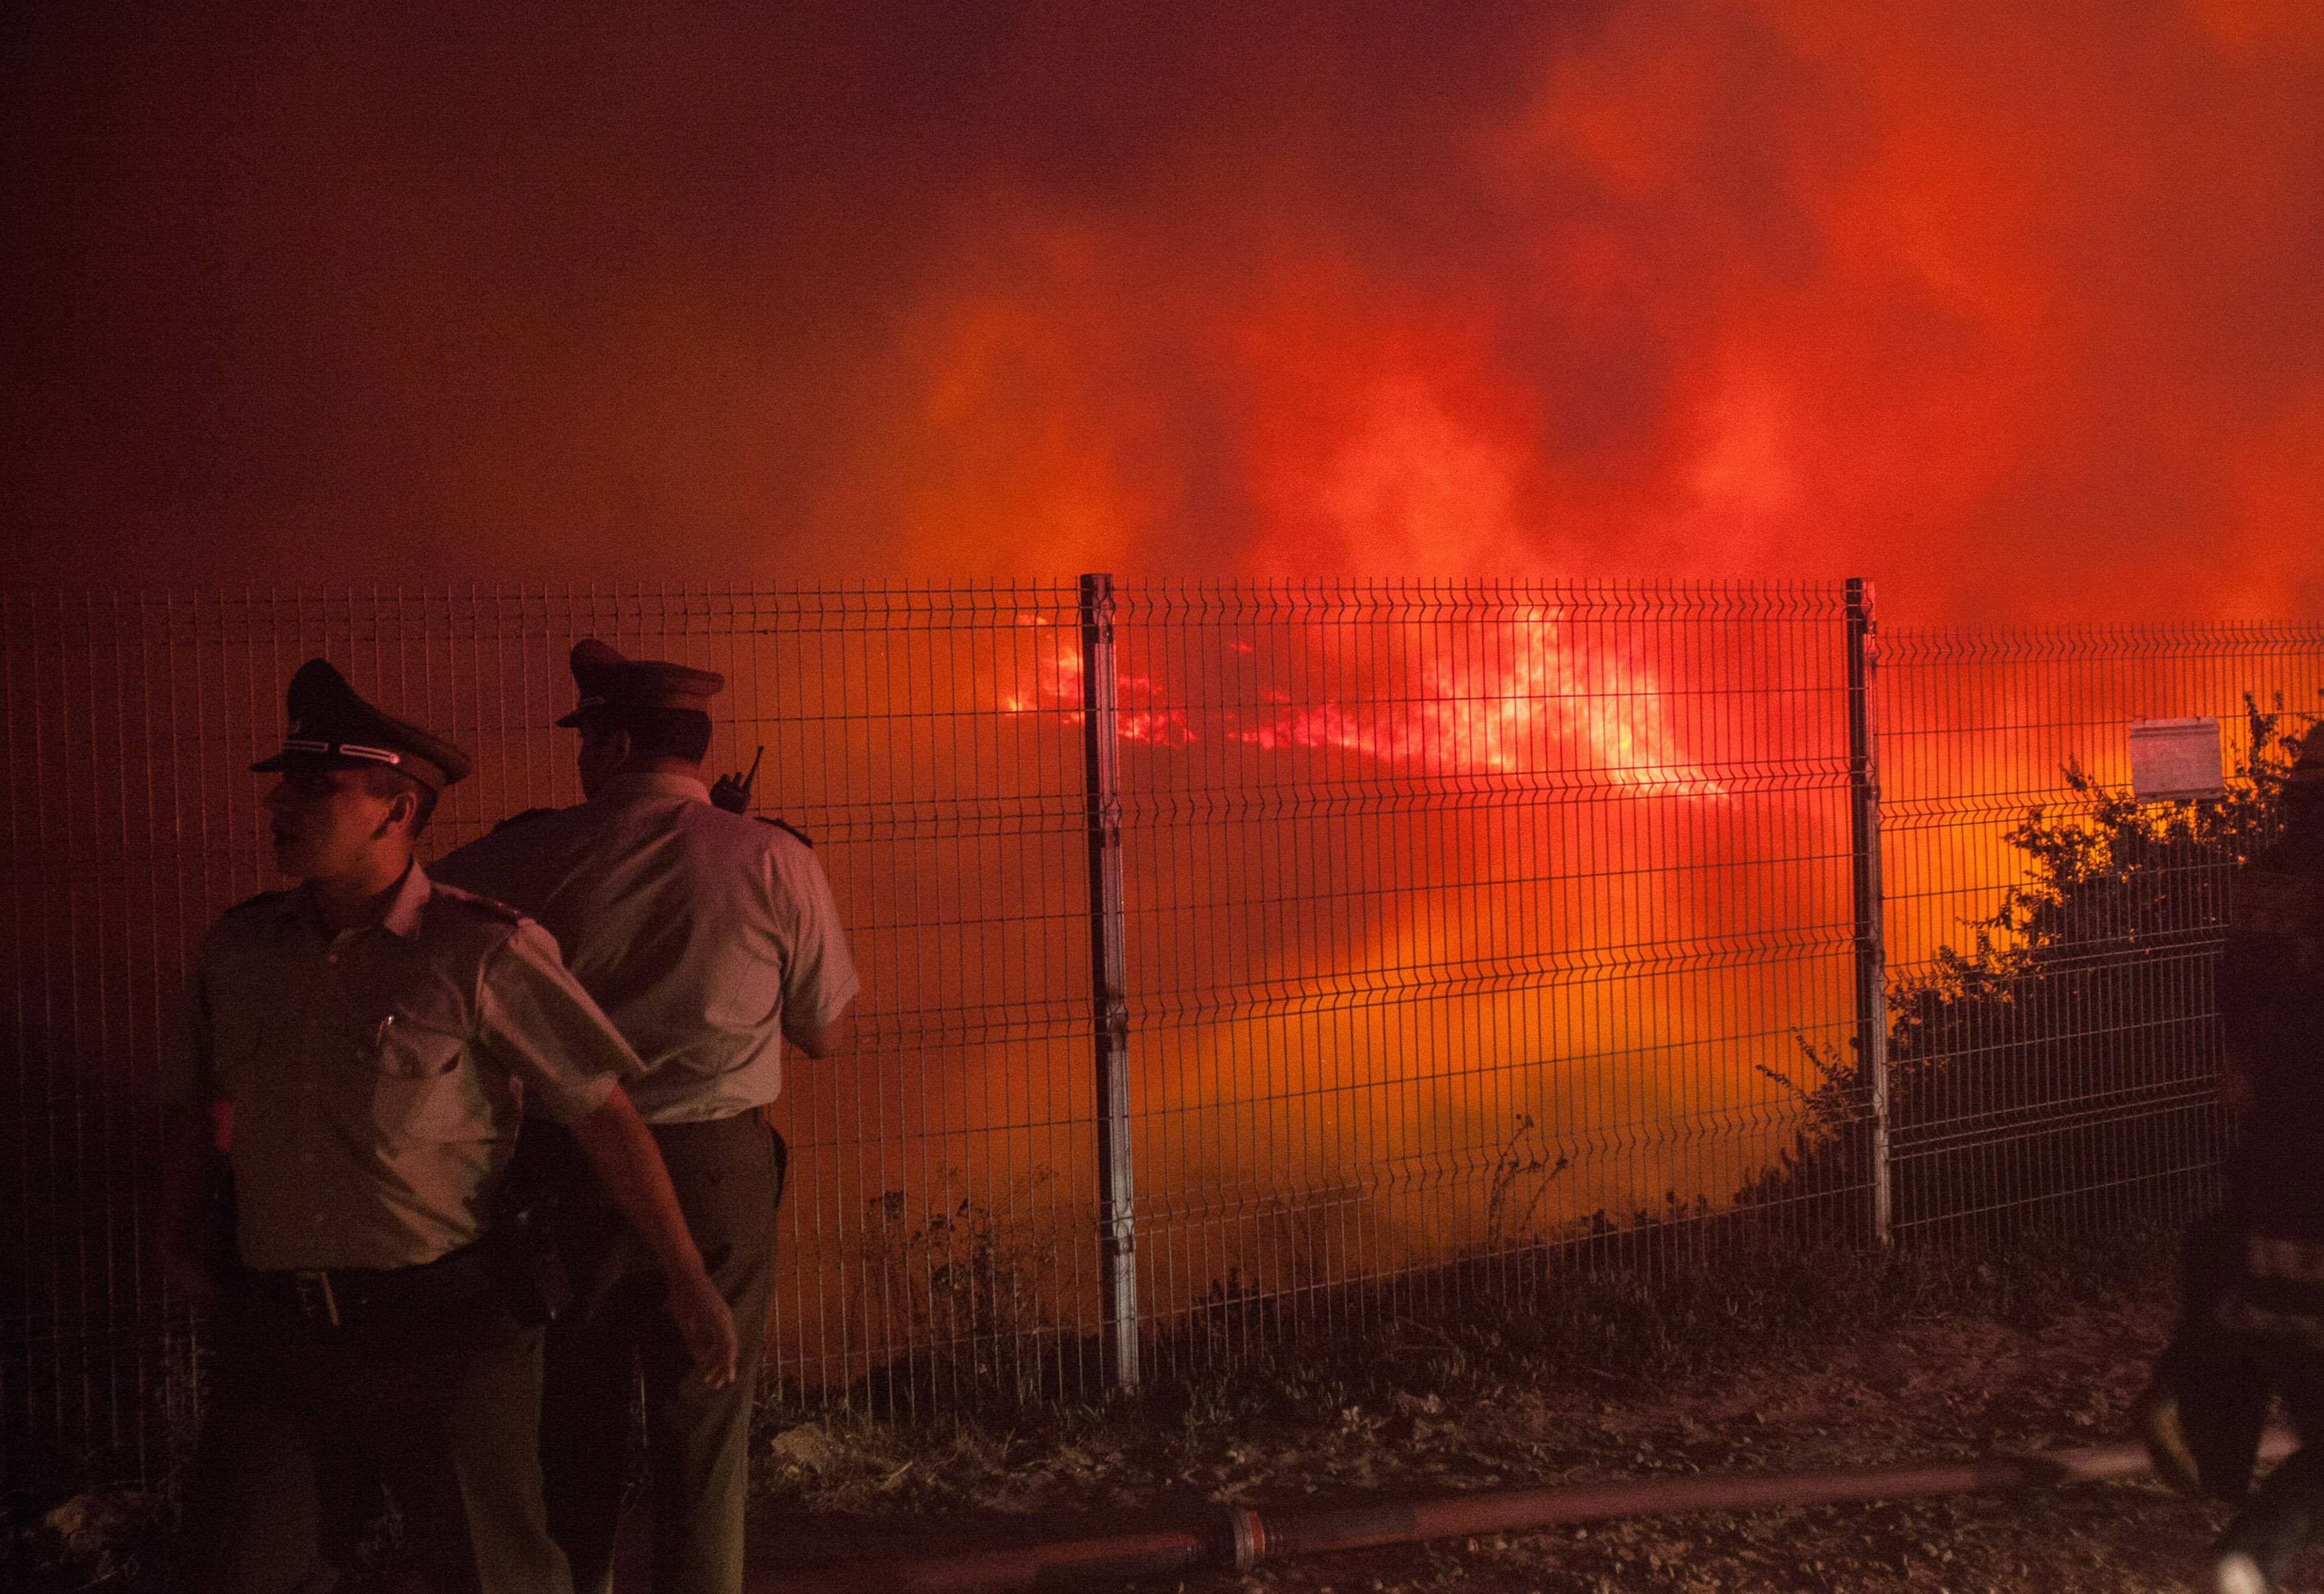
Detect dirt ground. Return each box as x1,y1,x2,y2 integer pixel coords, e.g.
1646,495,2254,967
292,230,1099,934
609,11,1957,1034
18,1241,2315,1591
747,1285,2311,1593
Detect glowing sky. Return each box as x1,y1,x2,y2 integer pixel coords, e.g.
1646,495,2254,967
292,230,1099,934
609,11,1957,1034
8,1,2322,618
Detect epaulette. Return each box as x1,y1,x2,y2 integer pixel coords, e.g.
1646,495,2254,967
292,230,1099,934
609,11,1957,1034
754,816,814,848
490,806,560,834
428,881,528,925
220,887,293,917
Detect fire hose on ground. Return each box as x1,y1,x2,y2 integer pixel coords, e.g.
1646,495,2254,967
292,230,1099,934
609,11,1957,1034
760,1428,2298,1593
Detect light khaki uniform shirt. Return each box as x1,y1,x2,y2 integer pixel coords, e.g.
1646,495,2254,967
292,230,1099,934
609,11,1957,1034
434,771,859,1124
166,865,639,1271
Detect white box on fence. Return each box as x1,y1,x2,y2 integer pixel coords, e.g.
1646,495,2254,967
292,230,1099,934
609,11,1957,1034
2127,717,2225,801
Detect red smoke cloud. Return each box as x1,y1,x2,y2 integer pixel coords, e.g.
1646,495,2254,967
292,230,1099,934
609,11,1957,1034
7,1,2322,619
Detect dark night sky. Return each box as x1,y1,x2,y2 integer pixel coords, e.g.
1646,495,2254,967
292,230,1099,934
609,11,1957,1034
8,1,2323,619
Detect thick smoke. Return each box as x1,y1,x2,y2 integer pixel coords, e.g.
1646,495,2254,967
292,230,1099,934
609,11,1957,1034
8,0,2322,619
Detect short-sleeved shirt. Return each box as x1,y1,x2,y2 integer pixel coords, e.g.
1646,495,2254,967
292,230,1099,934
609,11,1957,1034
433,771,859,1124
165,864,640,1271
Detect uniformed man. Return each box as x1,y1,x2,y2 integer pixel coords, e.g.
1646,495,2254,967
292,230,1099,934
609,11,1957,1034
434,638,859,1594
2141,728,2324,1594
159,659,740,1594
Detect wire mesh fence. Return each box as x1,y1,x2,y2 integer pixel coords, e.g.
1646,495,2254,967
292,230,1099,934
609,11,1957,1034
1874,625,2324,1241
1095,581,1870,1388
4,584,2319,1489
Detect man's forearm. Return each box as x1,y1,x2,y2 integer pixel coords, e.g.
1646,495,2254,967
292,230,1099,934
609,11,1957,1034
784,1005,854,1060
566,1087,710,1281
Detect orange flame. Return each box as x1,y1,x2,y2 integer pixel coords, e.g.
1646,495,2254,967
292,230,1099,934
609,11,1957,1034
1002,609,1726,793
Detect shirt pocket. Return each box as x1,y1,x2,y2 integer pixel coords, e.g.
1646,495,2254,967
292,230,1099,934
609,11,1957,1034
347,1008,476,1143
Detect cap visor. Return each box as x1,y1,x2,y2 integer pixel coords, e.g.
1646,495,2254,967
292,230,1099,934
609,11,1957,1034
249,750,381,775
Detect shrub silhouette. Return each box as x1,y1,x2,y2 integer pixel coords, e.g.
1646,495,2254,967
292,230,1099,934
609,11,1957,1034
1743,698,2309,1241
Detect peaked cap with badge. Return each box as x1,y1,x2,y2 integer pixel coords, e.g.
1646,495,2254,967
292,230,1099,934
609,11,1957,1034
250,658,471,790
555,639,725,728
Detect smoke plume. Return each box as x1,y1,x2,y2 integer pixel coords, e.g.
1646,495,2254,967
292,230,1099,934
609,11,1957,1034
8,1,2322,619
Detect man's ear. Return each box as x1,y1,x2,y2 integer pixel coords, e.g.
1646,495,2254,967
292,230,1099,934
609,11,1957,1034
603,726,635,771
374,785,420,842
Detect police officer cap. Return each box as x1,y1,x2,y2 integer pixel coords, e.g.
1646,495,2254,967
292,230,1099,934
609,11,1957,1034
555,638,725,727
250,659,472,790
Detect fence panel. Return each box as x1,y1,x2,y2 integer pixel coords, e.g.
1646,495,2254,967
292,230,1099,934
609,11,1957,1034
1875,624,2324,1240
1090,582,1869,1374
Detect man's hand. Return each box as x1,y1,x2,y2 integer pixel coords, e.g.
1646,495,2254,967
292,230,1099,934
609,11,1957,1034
159,1103,228,1315
665,1263,740,1390
568,1086,742,1387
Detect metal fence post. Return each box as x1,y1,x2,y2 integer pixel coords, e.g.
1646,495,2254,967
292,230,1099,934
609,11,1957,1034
1079,573,1139,1392
1845,578,1893,1247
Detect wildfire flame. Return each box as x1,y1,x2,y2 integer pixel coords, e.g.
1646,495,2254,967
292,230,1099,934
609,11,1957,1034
1001,610,1727,795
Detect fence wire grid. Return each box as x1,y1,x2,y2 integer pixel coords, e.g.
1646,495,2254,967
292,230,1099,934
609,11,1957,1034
5,582,2318,1487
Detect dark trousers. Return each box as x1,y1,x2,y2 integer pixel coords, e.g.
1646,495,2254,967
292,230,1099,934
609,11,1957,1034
2217,1350,2324,1581
535,1111,783,1594
2162,1211,2324,1582
173,1275,569,1594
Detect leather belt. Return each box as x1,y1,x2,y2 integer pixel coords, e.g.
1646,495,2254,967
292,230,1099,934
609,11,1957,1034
246,1239,505,1328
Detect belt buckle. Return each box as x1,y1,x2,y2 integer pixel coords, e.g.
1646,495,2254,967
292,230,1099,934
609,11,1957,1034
291,1271,340,1326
